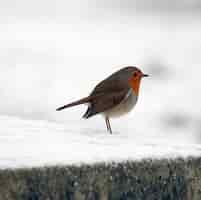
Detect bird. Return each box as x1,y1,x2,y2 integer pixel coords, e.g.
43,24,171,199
56,66,148,134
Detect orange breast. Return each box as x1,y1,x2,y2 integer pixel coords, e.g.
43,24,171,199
128,78,141,96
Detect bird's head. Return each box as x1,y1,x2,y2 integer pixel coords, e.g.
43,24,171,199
128,67,148,96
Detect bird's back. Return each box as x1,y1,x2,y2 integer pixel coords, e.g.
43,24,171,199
90,66,136,96
83,67,137,118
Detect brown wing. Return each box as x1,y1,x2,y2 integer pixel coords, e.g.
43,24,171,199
83,89,128,118
90,73,130,96
83,67,136,118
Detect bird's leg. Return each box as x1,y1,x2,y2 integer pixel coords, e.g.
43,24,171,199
108,118,112,134
105,117,109,131
105,116,112,134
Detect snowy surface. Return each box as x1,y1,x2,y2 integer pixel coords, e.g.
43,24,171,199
0,2,201,168
0,115,201,169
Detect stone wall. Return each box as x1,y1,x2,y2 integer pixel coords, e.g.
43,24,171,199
0,158,201,200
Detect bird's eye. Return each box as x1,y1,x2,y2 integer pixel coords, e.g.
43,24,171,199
133,72,137,77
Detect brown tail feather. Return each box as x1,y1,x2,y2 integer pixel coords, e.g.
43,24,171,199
56,96,91,111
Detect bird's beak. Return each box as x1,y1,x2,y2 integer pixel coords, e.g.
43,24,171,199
142,73,149,77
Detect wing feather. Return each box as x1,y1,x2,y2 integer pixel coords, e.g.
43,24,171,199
83,89,128,118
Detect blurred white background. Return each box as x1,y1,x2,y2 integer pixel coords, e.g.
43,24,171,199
0,0,201,142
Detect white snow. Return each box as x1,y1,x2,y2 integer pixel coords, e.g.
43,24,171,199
0,115,201,169
0,2,201,168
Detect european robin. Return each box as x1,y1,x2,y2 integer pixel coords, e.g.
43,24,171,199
56,66,148,134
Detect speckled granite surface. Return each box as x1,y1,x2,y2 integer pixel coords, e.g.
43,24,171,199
0,158,201,200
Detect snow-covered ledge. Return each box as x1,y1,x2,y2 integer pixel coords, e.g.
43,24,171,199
1,116,201,168
1,116,201,199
